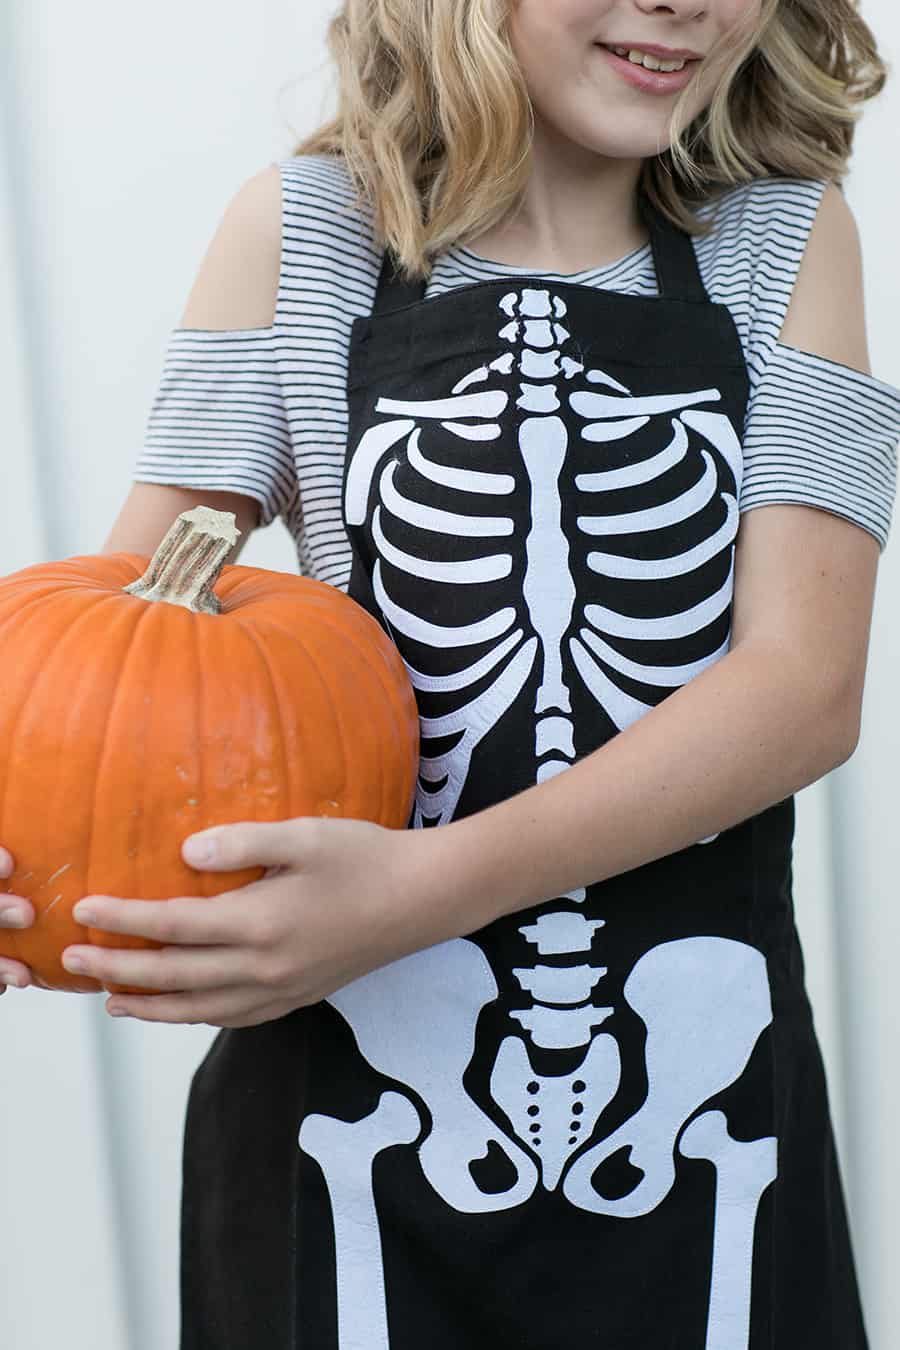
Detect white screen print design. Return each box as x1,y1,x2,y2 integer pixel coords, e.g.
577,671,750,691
344,286,743,842
300,288,773,1350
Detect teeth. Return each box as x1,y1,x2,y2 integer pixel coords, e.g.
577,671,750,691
610,45,687,72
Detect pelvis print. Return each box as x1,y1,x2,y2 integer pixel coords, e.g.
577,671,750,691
344,285,743,840
299,929,776,1350
303,287,770,1349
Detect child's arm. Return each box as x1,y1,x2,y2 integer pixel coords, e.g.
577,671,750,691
417,511,873,934
100,482,260,565
407,184,885,938
121,163,285,567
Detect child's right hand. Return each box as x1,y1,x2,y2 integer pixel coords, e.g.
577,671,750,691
0,849,35,993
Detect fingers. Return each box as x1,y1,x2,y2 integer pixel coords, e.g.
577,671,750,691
104,987,295,1028
61,942,261,994
0,850,34,992
0,960,33,992
0,900,35,931
0,847,35,935
74,889,264,947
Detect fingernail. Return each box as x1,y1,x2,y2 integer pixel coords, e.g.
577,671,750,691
62,952,87,974
0,969,25,988
184,837,217,865
0,907,27,928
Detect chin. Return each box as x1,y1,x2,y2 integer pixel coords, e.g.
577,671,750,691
537,104,677,160
556,126,676,162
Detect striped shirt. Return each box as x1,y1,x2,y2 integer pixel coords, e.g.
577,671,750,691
133,153,900,587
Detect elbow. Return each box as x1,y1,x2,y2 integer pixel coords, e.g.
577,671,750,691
827,695,862,768
830,727,859,769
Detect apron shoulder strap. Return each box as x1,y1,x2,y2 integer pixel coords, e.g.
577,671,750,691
637,190,709,303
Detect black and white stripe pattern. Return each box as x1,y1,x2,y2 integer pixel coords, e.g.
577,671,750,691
133,154,900,585
741,342,900,546
136,326,296,531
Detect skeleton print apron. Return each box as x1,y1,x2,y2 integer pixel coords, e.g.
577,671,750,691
179,191,868,1350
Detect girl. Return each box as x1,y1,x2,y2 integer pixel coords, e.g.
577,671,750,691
2,1,900,1345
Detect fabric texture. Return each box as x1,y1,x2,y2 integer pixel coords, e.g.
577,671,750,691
133,155,900,579
740,341,900,545
137,326,296,530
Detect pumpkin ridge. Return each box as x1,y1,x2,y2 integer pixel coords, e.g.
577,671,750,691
75,591,163,988
0,593,67,856
0,578,107,637
88,592,160,893
235,607,354,812
228,607,406,820
0,595,77,976
190,592,210,901
284,604,419,819
0,555,144,596
236,602,419,822
193,589,289,828
223,611,322,820
1,590,147,988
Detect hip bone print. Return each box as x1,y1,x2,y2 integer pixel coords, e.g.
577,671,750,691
300,931,776,1350
344,286,742,839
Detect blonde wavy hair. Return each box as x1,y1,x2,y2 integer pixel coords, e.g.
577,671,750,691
293,0,889,281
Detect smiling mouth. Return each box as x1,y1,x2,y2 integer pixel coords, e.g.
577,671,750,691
592,43,704,94
596,44,701,72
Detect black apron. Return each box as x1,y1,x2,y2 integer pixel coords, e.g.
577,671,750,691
180,191,868,1349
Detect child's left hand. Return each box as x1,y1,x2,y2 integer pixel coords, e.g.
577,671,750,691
61,817,433,1027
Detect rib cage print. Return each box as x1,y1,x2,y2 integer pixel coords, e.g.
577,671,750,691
344,285,742,833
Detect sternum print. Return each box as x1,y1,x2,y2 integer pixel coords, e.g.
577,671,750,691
521,412,575,751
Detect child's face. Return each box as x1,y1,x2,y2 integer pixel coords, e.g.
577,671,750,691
507,0,761,163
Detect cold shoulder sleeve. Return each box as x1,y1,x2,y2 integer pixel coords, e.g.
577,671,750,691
739,341,900,551
131,326,298,530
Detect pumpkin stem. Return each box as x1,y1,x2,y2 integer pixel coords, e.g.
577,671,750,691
122,506,241,615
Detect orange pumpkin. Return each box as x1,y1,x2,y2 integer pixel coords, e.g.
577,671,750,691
0,506,419,994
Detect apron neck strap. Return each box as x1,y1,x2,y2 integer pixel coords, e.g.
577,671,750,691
371,253,425,315
636,189,708,302
371,189,708,314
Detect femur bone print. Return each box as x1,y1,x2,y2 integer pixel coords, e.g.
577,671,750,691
344,287,741,836
314,930,775,1350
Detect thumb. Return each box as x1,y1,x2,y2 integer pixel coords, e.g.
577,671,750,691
182,819,311,871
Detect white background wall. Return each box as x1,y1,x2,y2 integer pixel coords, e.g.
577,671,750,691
1,2,898,1346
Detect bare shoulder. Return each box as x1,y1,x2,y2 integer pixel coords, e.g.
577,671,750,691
224,163,283,236
178,164,284,331
778,181,871,376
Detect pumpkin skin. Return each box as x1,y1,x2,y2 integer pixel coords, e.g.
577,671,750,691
0,508,419,994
